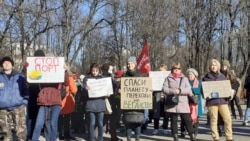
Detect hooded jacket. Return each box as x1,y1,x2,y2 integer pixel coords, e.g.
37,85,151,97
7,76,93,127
0,70,28,110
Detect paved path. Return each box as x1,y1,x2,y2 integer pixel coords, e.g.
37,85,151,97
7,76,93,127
39,105,250,141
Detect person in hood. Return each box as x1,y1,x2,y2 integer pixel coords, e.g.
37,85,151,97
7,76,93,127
0,56,29,140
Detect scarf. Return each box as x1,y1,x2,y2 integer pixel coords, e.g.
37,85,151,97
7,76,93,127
172,73,181,78
190,103,198,124
193,78,199,88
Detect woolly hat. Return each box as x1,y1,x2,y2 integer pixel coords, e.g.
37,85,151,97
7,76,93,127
186,68,198,77
34,49,45,57
222,60,230,68
115,70,123,77
127,56,137,64
0,56,14,67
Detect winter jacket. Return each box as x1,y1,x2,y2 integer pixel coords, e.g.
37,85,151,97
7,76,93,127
60,76,78,114
202,72,229,106
82,74,106,113
122,69,145,123
37,83,62,106
0,70,28,110
162,73,192,113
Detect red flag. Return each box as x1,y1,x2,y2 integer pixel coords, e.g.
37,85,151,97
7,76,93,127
137,40,151,74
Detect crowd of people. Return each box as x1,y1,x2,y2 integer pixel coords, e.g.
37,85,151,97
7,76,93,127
0,52,249,141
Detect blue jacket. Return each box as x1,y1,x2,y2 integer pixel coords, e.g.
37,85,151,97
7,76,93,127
0,70,29,110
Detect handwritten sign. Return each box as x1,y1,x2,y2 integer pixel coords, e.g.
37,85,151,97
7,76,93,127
87,77,113,98
149,71,170,91
202,80,232,99
26,57,65,83
121,77,152,109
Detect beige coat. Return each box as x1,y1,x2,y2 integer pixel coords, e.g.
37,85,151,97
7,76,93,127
162,73,191,113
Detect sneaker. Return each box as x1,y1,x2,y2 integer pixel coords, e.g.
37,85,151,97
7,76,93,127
163,129,170,135
242,121,248,126
152,129,159,135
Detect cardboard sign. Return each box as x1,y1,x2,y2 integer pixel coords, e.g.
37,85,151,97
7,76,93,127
149,71,170,91
87,77,113,98
26,57,65,83
202,80,232,99
121,77,152,109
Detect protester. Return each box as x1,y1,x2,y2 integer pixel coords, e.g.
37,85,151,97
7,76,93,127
0,56,29,141
101,63,123,141
27,50,45,139
203,59,233,141
181,68,203,138
152,64,170,135
122,56,145,141
221,60,243,119
243,73,250,126
82,63,106,141
162,62,196,141
31,53,62,141
72,74,87,133
58,63,78,140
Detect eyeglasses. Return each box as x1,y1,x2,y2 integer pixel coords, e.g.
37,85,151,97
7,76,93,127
173,68,181,70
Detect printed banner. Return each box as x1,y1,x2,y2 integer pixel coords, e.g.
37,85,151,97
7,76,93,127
121,77,152,109
26,57,65,83
87,77,113,98
149,71,170,91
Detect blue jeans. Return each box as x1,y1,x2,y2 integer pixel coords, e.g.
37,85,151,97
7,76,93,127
31,105,61,141
87,112,104,141
244,108,250,122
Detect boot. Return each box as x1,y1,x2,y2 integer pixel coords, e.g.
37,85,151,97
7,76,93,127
135,135,140,141
173,134,179,141
189,133,196,141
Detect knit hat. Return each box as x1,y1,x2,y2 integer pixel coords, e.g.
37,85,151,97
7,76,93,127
115,70,123,77
222,60,230,68
186,68,198,77
0,56,14,67
127,56,137,64
34,49,45,57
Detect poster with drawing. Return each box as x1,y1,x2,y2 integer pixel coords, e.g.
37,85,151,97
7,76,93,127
26,57,65,83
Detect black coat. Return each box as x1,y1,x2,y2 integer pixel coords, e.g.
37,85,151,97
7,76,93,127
244,76,250,108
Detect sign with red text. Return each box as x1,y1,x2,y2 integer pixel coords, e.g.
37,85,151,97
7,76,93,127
149,71,170,91
121,77,152,109
26,57,65,83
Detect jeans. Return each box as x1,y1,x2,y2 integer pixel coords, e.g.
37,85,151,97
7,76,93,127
244,108,250,122
125,123,141,139
31,105,61,141
87,112,104,141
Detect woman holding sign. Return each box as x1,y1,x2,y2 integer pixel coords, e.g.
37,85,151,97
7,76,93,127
162,62,196,141
202,59,233,141
82,63,106,141
122,56,145,141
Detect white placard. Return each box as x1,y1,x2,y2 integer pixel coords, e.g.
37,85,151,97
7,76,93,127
149,71,170,91
26,57,65,83
87,77,113,98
